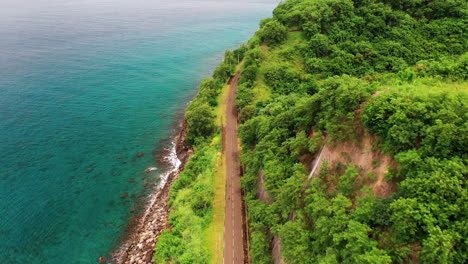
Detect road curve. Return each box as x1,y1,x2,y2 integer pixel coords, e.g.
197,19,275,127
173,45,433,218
223,72,244,264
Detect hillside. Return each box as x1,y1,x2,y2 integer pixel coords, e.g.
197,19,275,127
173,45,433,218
236,0,467,263
153,0,467,263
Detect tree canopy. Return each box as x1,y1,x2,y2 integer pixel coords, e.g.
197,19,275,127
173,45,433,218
235,0,467,263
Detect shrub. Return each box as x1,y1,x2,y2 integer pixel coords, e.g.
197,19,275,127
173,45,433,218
264,63,301,94
185,100,215,145
258,20,288,46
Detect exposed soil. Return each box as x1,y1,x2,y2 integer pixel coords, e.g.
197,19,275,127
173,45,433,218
308,107,398,197
112,120,192,264
271,236,284,264
223,72,245,264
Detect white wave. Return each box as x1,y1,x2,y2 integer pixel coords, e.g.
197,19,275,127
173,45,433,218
114,140,182,262
158,141,181,188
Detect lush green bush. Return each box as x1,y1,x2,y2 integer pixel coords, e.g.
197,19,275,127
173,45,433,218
239,105,256,124
185,100,216,145
362,89,468,156
235,83,254,112
258,20,288,45
213,62,235,81
198,78,222,106
263,63,302,94
239,64,258,87
244,47,265,68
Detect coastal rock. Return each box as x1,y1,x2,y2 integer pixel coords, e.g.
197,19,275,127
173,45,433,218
98,257,107,263
112,120,191,264
120,193,128,199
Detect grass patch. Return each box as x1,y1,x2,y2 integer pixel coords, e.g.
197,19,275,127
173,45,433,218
252,74,271,103
392,78,468,95
201,134,226,264
210,74,230,262
210,149,226,264
215,84,230,127
285,31,306,46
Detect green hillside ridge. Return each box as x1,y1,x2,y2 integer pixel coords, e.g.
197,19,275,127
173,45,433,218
237,0,467,263
153,0,467,263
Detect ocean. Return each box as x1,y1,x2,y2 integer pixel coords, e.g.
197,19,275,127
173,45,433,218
0,0,276,263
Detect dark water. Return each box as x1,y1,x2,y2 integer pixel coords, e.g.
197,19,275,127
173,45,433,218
0,0,276,262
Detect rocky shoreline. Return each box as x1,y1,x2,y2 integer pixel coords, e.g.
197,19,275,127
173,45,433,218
110,120,192,264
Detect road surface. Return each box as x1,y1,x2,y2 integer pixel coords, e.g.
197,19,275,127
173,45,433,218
223,72,244,264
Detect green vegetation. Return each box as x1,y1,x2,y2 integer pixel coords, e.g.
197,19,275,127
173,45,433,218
154,144,218,263
154,49,245,263
234,0,467,263
258,20,288,46
154,0,467,262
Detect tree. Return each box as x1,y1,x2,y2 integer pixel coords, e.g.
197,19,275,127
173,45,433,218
239,105,256,124
420,226,460,264
278,220,314,263
258,20,288,45
185,100,215,145
213,62,234,81
333,220,391,264
250,223,273,264
308,34,334,58
264,63,301,94
239,64,259,87
337,165,359,196
198,78,222,106
389,198,423,242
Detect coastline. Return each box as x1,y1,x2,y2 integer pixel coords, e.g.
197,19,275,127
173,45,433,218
111,119,192,264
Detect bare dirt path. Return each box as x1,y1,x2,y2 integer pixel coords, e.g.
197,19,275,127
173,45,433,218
223,72,245,264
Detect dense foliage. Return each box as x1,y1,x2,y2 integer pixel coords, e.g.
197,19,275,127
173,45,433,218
258,20,288,46
362,86,467,263
235,0,467,263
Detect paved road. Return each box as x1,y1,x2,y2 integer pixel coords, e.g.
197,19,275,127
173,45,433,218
223,72,244,264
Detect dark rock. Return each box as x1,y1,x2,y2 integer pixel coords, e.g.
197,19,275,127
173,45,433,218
112,119,192,264
98,256,107,263
120,193,128,199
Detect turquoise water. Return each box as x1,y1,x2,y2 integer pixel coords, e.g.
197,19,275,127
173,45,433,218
0,0,276,263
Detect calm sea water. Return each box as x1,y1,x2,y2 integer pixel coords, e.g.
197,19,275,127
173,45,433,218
0,0,276,263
